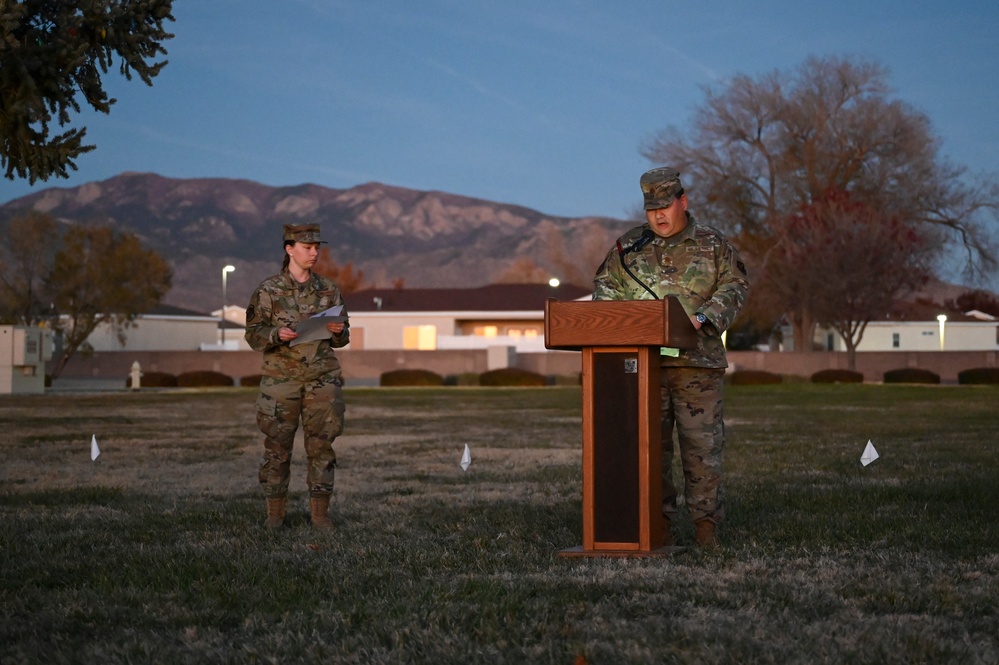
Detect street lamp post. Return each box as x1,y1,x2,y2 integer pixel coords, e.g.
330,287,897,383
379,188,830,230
221,265,235,346
936,314,947,351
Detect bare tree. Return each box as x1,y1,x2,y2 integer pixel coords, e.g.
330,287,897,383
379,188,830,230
47,224,172,379
643,56,998,350
0,211,59,324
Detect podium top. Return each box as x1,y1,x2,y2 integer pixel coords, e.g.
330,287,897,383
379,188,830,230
544,297,698,349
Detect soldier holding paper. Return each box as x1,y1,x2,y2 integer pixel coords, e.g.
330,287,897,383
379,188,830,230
244,224,349,531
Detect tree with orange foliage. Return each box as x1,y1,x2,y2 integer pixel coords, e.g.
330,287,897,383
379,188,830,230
312,247,369,294
764,190,933,367
494,257,550,284
947,289,999,317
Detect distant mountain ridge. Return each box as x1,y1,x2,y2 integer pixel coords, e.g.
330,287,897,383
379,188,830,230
0,173,632,313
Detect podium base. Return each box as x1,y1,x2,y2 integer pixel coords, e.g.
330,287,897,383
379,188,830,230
557,545,687,558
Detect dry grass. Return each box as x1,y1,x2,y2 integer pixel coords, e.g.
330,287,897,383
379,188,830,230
1,384,997,664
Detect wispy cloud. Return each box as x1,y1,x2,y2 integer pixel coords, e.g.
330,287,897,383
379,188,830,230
416,53,561,131
109,121,371,184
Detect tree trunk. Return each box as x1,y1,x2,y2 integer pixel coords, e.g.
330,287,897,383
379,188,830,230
845,341,858,372
790,312,817,353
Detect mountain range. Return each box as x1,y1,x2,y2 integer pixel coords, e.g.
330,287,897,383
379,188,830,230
0,173,634,314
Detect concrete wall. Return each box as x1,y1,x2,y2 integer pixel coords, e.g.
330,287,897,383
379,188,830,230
49,347,999,386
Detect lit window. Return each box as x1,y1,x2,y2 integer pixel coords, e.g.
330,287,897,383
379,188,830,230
403,325,437,350
473,326,498,337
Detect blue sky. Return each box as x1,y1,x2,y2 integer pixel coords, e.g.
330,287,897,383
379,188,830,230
3,1,998,285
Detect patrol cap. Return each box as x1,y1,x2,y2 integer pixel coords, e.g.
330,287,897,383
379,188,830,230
283,224,326,244
640,167,684,210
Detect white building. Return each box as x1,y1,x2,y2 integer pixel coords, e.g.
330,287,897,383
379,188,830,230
343,283,592,352
73,287,999,356
126,284,592,353
816,300,998,352
70,304,244,352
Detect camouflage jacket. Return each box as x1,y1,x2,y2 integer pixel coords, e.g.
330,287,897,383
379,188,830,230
592,215,750,368
244,269,350,381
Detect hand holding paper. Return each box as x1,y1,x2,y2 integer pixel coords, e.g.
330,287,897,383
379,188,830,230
290,305,348,346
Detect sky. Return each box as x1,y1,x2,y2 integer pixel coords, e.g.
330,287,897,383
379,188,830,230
3,0,998,287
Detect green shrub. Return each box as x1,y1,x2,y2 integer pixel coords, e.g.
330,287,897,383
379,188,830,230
811,369,864,384
380,369,444,387
443,372,480,386
728,369,782,385
957,367,999,385
479,367,546,387
127,371,177,388
883,368,940,384
176,371,234,387
550,373,582,386
240,374,263,387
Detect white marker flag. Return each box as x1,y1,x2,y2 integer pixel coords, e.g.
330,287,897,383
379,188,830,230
861,440,879,467
460,444,471,471
91,435,101,461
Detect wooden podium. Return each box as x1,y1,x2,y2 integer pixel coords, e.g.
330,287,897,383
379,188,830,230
544,298,698,557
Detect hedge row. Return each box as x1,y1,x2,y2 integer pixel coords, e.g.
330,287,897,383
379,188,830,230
810,369,864,384
126,370,235,388
958,367,999,385
120,365,999,389
380,369,444,387
120,368,581,388
726,366,999,385
883,368,940,384
728,370,782,386
381,367,555,387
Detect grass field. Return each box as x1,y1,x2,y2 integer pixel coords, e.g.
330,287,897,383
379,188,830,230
1,384,997,664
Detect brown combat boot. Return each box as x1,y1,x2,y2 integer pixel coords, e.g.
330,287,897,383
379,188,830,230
263,497,286,529
694,519,719,548
310,495,335,531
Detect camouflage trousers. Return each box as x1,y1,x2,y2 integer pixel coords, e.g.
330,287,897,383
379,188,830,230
256,374,345,498
660,366,726,524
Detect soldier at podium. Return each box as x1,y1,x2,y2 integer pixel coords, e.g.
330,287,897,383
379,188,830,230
593,167,750,547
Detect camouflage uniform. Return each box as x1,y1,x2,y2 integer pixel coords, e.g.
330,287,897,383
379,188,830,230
245,237,350,500
593,168,749,528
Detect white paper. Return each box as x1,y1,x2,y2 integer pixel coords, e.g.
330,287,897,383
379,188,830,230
460,444,471,471
290,305,347,346
91,435,100,461
861,439,879,466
